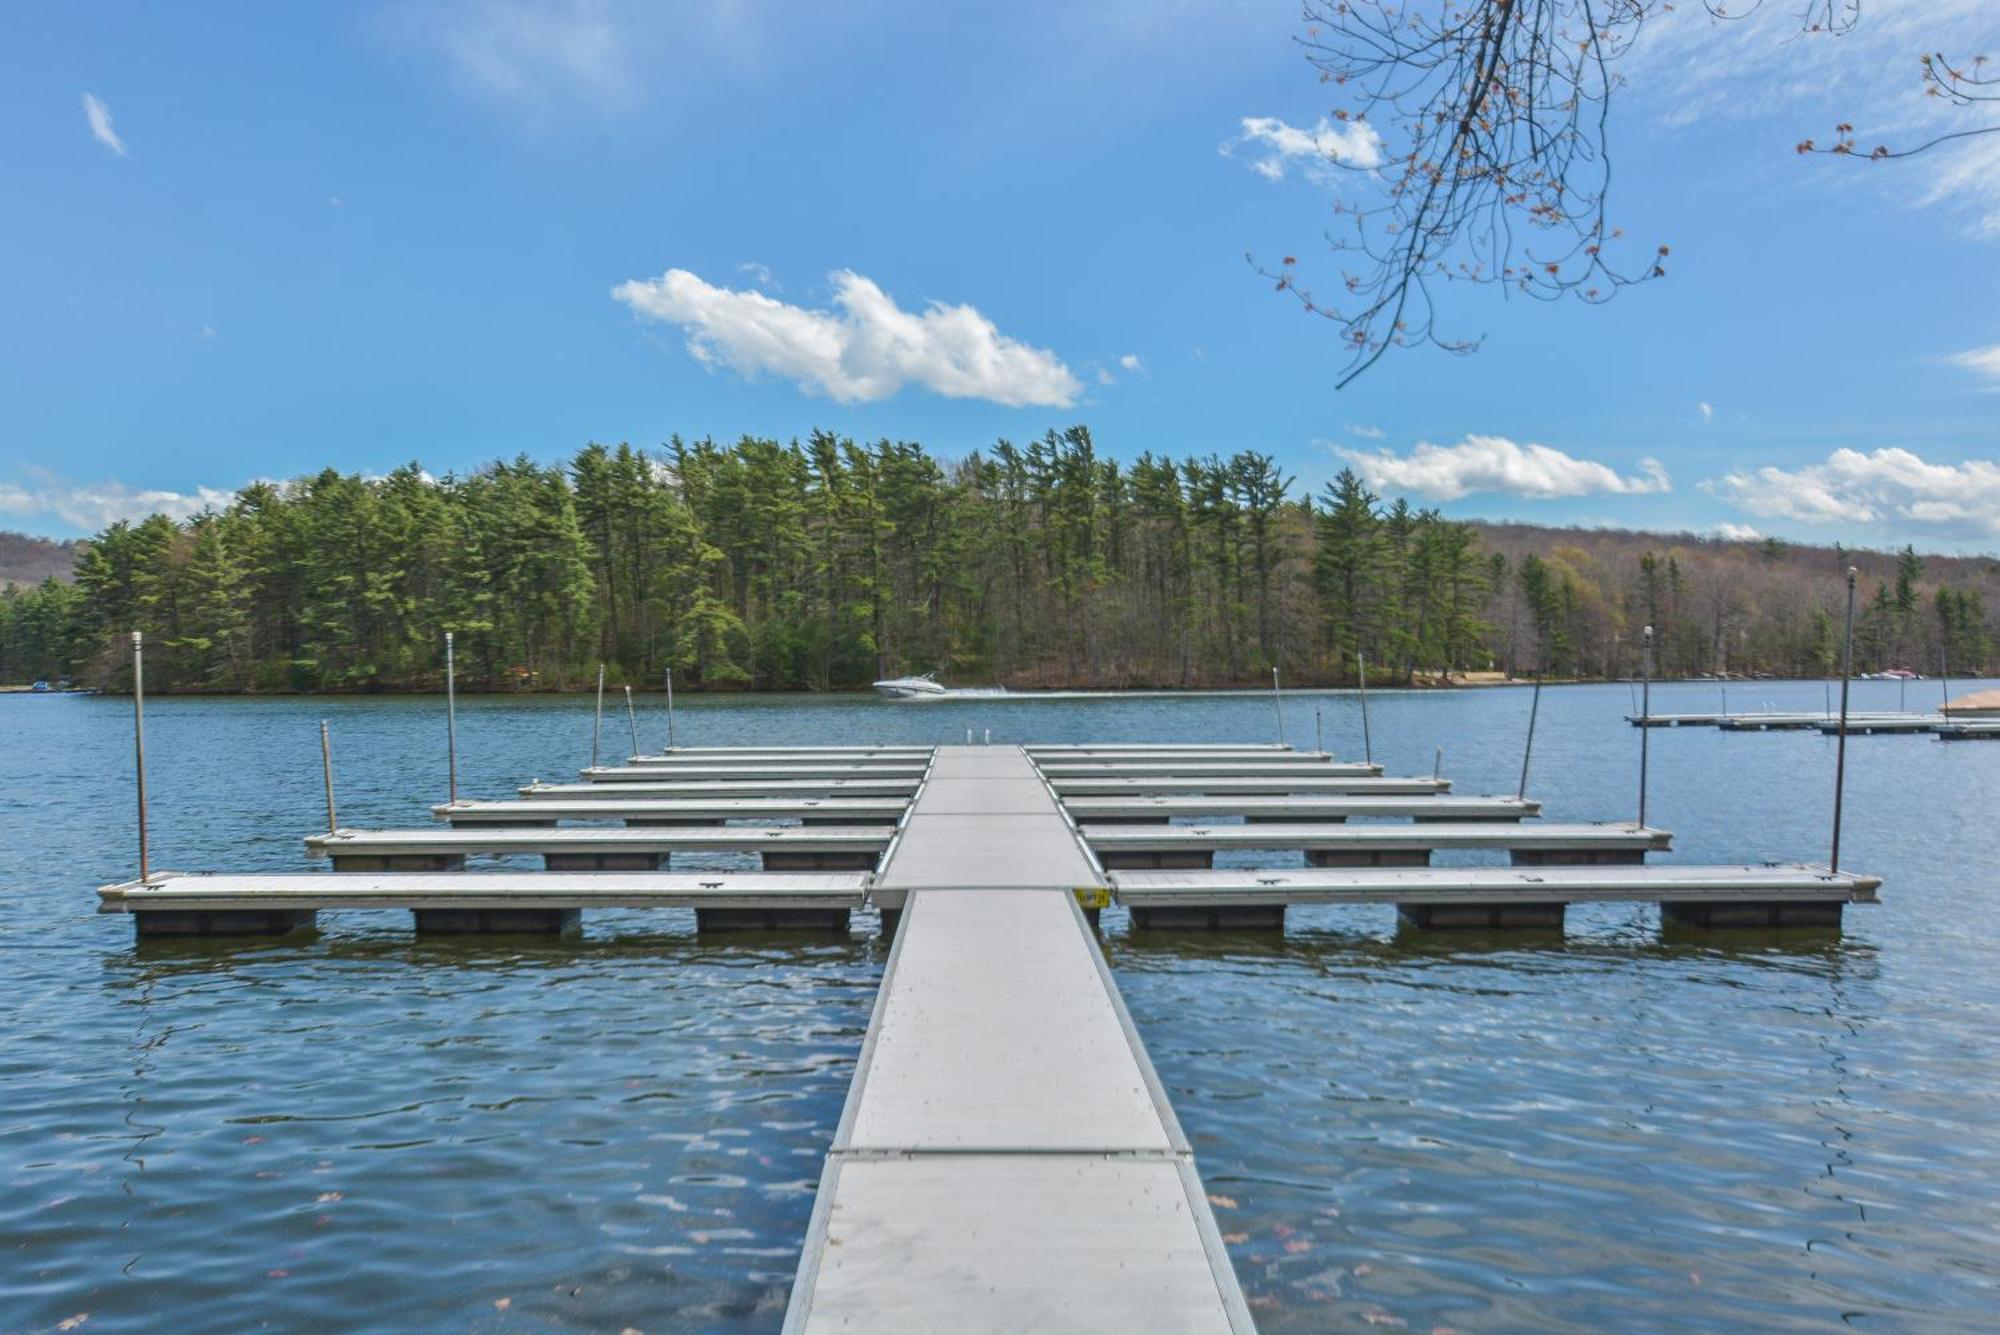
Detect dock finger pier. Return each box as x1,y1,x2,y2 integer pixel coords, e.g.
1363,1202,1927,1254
98,736,1881,1331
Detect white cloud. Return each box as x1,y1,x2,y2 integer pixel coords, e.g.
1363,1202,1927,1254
1345,422,1385,440
1095,367,1115,386
386,0,765,120
1224,115,1383,182
1947,344,2000,381
398,0,639,111
1336,435,1672,500
1698,402,1714,422
737,261,778,289
1715,522,1763,541
82,92,126,156
1704,446,2000,536
0,470,236,531
1119,353,1144,374
612,267,1082,408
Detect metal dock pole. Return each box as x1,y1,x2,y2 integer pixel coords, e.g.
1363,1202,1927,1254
1357,651,1373,766
665,668,677,752
1832,569,1857,873
131,631,149,882
624,685,640,758
592,664,605,770
1518,673,1542,800
1271,666,1284,746
320,720,338,834
1638,626,1653,828
1314,707,1323,757
445,630,459,804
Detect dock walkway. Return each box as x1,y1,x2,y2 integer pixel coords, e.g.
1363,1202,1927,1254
784,746,1251,1332
95,736,1888,1330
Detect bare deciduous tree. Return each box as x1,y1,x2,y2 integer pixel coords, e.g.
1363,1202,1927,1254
1271,0,1990,387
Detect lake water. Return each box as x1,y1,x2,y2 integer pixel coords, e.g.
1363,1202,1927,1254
4,681,1997,1332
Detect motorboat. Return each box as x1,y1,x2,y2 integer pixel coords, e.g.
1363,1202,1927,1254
873,672,949,699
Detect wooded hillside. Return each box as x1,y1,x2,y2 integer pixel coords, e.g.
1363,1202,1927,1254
0,531,79,589
0,429,1991,689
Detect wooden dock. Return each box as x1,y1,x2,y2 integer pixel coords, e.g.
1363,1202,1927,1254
96,736,1887,1330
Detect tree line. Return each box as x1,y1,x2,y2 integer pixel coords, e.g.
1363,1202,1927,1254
1,428,1993,691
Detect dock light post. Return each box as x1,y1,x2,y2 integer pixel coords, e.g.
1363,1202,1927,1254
1357,652,1373,765
665,668,678,752
1832,568,1857,873
1314,708,1324,757
445,631,459,804
131,631,149,883
592,665,605,770
1519,672,1542,801
1271,666,1285,746
320,720,337,835
624,685,640,758
1638,625,1653,829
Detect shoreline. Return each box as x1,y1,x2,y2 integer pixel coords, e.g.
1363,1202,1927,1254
0,674,1900,699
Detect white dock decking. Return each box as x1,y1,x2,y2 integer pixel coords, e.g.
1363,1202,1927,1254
580,761,931,782
1063,794,1539,821
1051,774,1451,796
432,796,911,824
1081,820,1670,868
523,777,924,798
784,746,1251,1333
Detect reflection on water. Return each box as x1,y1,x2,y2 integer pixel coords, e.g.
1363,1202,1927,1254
4,682,1999,1330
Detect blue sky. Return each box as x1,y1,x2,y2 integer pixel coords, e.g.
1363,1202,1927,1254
4,1,1998,549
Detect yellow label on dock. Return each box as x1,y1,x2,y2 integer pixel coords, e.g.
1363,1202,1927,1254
1074,886,1112,911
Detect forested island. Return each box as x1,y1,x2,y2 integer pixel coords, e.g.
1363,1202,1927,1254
1,427,1994,692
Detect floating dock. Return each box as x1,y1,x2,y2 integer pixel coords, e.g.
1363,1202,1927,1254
525,776,924,798
1050,774,1450,796
97,737,1886,1330
1813,714,1944,735
304,824,893,871
784,745,1251,1331
97,870,868,935
1082,820,1668,868
1108,864,1878,930
432,796,911,825
1630,710,1939,731
1063,794,1539,821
